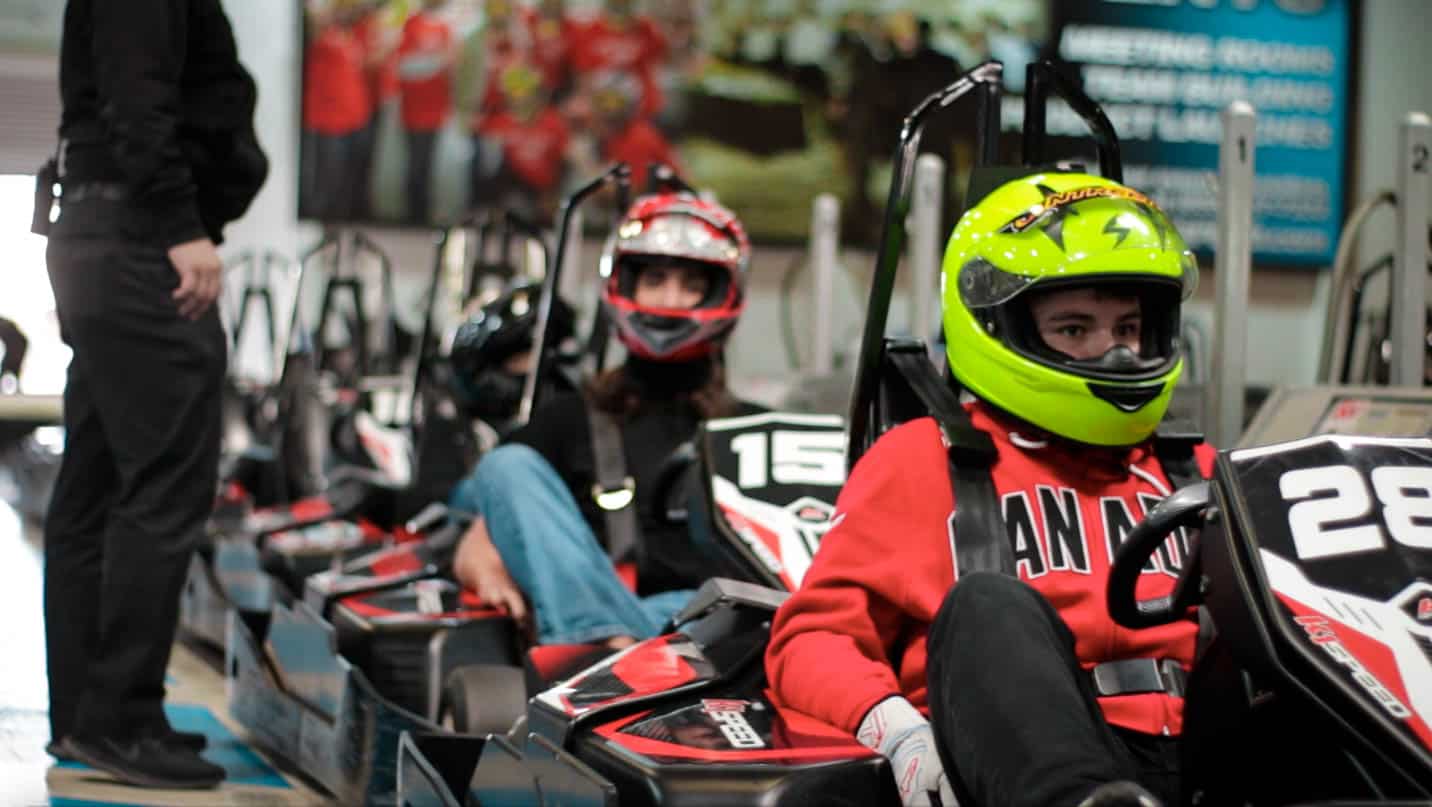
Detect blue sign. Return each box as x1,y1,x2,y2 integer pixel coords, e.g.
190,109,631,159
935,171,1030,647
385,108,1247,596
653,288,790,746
1049,0,1351,266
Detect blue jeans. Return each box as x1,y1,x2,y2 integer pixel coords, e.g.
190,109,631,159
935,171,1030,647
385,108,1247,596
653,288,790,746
449,444,695,644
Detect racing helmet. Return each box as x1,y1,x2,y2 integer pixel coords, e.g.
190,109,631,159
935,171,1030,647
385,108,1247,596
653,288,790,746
941,172,1198,447
601,192,750,362
449,280,574,418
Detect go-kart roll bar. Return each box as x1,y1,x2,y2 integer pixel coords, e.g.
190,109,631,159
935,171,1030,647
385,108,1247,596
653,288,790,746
846,61,1003,470
519,163,632,425
1317,191,1398,384
1389,112,1431,387
1208,102,1256,450
1022,60,1123,182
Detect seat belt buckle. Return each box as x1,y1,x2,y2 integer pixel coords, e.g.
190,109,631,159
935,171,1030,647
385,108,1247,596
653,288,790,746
1090,658,1187,698
592,476,636,511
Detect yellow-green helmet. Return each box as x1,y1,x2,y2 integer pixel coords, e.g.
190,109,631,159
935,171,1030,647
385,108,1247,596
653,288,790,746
941,172,1198,447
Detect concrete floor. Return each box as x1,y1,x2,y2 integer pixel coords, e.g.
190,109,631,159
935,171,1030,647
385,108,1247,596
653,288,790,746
0,497,332,806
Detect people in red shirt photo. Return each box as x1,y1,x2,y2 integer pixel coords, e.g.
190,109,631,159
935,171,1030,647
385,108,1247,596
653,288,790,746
524,0,580,100
765,174,1214,807
302,0,374,221
349,0,398,220
566,70,678,197
571,0,667,119
470,61,570,218
396,0,455,224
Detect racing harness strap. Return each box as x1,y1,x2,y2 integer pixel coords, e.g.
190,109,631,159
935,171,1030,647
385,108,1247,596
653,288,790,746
886,350,1013,577
586,407,640,566
886,350,1200,699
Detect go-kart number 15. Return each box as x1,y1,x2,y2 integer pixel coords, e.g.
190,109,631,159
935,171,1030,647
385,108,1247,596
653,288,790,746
1279,464,1432,560
729,430,845,489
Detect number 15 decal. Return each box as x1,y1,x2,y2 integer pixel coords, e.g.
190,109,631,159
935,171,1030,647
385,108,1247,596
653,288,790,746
1280,464,1432,560
730,430,845,489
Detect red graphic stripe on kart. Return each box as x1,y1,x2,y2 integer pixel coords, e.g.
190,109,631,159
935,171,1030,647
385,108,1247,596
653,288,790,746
1275,593,1432,751
594,711,875,763
719,505,796,591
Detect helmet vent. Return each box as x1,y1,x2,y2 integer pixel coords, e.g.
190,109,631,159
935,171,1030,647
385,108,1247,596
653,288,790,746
1087,381,1166,413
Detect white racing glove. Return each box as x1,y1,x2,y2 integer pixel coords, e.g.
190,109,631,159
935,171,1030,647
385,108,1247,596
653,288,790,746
857,696,958,807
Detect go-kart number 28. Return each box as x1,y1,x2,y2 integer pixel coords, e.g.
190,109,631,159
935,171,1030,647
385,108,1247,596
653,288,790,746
729,430,845,489
1279,464,1432,560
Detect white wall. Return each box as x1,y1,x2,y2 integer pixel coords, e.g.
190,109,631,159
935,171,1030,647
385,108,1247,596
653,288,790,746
217,0,1432,398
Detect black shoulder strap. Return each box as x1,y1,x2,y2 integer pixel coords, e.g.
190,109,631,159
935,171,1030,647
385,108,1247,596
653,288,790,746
886,351,1013,577
586,407,640,565
1152,417,1205,492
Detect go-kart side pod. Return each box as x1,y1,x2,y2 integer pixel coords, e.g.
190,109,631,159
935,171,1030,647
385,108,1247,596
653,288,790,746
399,578,897,806
227,595,443,805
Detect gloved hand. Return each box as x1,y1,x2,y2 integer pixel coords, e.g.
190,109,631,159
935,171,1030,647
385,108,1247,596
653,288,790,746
857,696,957,807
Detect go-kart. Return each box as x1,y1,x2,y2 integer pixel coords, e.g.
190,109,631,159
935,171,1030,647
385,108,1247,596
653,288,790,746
1111,434,1432,805
394,409,889,807
224,407,846,806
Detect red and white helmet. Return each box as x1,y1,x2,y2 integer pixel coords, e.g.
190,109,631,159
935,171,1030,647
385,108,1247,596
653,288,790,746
601,192,750,361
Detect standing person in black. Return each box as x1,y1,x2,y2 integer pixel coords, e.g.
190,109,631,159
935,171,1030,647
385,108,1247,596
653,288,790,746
41,0,267,790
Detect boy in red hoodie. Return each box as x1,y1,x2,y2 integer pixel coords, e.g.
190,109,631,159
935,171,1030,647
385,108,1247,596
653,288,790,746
766,173,1214,807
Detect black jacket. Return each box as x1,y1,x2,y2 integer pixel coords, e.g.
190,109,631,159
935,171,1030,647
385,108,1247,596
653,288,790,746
58,0,268,247
507,361,764,597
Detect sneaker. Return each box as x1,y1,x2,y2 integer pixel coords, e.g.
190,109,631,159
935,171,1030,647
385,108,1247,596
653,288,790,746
63,735,224,790
47,730,208,761
1077,781,1163,807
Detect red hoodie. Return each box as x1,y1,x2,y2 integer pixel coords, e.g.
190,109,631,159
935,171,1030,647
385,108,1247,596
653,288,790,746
765,404,1217,738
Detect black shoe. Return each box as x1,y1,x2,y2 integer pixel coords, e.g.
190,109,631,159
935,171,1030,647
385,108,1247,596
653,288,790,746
1077,781,1163,807
48,730,207,761
63,735,224,790
165,729,209,751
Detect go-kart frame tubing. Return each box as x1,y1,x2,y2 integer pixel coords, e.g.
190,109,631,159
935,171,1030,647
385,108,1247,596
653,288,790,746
1316,190,1398,384
1022,60,1124,182
227,248,297,372
1208,102,1256,450
1390,112,1431,387
809,193,840,375
519,162,633,426
311,229,402,380
846,61,1003,470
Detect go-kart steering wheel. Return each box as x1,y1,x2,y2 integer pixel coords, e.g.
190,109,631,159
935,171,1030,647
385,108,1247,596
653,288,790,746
1107,482,1212,629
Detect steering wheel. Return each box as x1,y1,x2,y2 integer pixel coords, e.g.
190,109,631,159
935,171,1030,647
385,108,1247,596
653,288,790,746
1107,482,1213,629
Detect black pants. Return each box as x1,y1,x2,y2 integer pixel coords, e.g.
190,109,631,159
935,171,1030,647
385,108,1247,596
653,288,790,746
43,199,226,741
405,128,438,224
926,573,1180,807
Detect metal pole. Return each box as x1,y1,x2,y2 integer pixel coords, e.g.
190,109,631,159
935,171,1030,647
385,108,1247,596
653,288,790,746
910,153,945,353
1209,101,1256,447
1390,112,1431,387
809,193,840,375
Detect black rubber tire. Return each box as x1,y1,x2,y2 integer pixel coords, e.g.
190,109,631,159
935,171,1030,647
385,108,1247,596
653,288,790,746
440,664,528,736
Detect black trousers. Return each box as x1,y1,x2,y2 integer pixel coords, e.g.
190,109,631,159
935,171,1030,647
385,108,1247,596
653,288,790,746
926,573,1181,807
43,199,226,741
405,128,438,225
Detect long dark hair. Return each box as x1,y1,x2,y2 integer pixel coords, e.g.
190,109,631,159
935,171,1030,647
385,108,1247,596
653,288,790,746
584,355,742,421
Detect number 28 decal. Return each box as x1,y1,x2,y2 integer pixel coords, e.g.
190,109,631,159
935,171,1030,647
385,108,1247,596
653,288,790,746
1280,464,1432,560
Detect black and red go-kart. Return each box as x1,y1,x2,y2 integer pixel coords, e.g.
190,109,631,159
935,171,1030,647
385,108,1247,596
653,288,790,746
1110,434,1432,805
393,410,901,807
221,411,849,805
